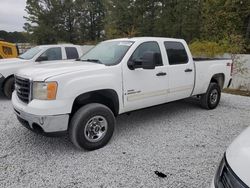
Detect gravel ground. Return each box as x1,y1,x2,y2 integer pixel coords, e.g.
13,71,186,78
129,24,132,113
0,93,249,188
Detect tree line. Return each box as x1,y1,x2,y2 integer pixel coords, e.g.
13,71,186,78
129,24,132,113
21,0,250,52
0,30,29,43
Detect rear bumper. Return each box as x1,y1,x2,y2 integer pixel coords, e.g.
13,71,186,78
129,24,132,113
227,78,232,88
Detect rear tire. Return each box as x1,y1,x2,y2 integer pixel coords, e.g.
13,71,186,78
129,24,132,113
3,77,15,99
200,83,221,110
69,103,115,151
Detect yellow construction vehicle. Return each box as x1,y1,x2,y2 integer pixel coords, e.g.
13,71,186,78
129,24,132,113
0,40,19,59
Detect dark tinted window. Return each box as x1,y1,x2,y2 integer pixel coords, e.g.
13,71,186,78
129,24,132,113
65,47,79,59
40,47,62,61
130,41,163,66
164,42,188,65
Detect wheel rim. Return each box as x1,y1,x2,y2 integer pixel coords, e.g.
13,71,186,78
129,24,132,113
84,115,108,143
210,89,218,105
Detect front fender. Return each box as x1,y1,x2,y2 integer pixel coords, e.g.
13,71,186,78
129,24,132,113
48,67,123,114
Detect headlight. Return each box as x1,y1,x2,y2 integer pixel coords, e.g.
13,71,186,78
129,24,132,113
33,82,58,100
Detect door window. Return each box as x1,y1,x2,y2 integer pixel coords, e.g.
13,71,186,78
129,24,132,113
40,47,62,61
164,42,188,65
130,42,163,66
65,47,79,59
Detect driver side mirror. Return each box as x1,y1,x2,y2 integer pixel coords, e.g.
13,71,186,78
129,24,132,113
36,55,48,62
128,52,157,70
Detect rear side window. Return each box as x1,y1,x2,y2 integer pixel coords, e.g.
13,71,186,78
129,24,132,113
130,41,163,66
164,42,188,65
65,47,79,59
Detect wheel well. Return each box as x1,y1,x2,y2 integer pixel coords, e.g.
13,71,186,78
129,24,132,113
210,73,225,89
71,89,119,118
1,75,14,89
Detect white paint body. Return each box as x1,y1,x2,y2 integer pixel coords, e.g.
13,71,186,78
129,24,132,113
12,37,232,128
0,44,87,79
226,126,250,186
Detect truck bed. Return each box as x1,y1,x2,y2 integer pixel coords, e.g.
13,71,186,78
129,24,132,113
193,57,231,61
192,59,232,96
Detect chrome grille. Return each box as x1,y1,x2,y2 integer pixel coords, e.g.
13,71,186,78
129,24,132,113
216,156,249,188
15,76,31,103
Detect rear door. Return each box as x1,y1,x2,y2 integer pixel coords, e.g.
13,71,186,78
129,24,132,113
65,47,79,60
122,41,169,112
164,41,195,100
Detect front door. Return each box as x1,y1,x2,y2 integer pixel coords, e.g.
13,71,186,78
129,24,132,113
122,41,169,112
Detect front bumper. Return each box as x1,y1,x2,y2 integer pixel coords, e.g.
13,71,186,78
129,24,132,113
12,91,69,134
14,107,69,134
210,178,215,188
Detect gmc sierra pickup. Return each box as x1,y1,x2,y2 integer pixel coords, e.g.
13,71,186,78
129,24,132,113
12,37,232,150
0,44,93,99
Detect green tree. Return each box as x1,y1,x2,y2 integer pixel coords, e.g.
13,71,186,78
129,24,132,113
75,0,105,42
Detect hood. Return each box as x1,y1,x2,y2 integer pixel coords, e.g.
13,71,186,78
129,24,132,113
16,61,105,81
0,58,27,65
0,58,30,77
226,126,250,186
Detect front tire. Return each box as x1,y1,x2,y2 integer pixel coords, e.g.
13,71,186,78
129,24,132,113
3,77,15,99
200,83,221,110
69,103,115,151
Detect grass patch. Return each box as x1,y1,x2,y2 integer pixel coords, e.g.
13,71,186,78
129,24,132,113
223,88,250,97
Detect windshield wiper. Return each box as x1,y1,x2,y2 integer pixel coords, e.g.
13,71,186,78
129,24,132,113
81,59,103,64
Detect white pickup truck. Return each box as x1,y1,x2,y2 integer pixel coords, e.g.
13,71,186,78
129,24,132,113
12,37,233,150
0,44,93,98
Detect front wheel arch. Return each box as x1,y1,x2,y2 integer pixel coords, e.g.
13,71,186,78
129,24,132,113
2,75,15,99
71,89,120,118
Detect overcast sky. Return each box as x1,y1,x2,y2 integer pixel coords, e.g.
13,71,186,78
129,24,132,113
0,0,27,32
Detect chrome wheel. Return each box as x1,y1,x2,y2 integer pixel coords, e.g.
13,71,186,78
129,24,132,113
210,89,218,105
84,116,108,143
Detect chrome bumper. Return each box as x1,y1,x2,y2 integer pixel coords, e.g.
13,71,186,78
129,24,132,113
14,107,69,134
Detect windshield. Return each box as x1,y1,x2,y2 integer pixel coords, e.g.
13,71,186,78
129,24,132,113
19,47,42,60
80,41,134,65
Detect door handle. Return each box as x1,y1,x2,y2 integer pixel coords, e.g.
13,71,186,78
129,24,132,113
185,68,193,72
156,72,167,76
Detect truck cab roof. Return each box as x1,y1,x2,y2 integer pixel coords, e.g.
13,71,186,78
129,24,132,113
106,37,186,43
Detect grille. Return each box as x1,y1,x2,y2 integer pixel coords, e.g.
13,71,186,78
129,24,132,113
15,76,31,103
220,168,232,188
217,157,249,188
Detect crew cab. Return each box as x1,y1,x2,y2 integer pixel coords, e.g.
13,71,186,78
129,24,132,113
212,127,250,188
0,44,93,98
12,37,233,150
